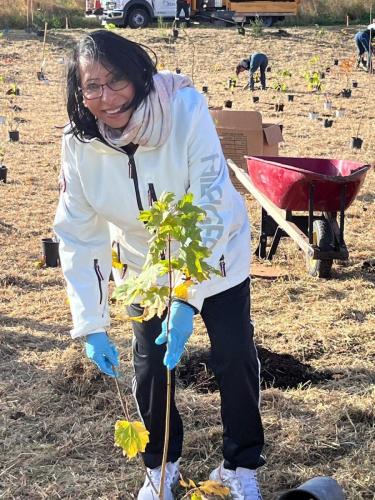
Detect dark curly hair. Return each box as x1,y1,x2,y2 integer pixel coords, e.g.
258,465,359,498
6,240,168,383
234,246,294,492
66,30,157,141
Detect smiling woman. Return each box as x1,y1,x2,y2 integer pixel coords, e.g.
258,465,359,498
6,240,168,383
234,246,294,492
79,62,135,130
66,30,157,138
55,29,265,499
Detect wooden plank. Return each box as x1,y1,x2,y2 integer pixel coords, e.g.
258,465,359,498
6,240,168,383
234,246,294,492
228,1,298,14
227,159,314,257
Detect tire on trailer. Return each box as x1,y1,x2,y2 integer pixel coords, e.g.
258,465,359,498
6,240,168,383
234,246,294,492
127,7,150,28
306,219,334,278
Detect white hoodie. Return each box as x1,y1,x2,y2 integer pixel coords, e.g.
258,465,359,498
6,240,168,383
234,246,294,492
54,87,251,339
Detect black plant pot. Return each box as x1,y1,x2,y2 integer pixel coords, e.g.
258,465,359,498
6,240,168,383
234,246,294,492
266,66,271,72
341,88,352,98
323,118,333,128
173,28,179,38
6,88,20,96
334,58,339,65
175,67,181,74
224,100,232,109
252,96,259,103
275,103,284,112
9,131,19,142
351,137,363,149
238,26,245,36
37,71,46,81
352,80,358,88
0,165,7,183
287,94,294,102
202,85,208,93
41,238,60,267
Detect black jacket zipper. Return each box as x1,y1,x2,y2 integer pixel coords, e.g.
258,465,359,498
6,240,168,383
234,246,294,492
148,183,158,207
94,259,104,304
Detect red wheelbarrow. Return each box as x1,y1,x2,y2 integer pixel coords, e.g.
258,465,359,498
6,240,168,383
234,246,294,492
227,156,371,277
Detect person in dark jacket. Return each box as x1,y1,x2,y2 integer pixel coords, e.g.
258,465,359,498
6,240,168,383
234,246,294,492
236,52,268,91
354,24,375,69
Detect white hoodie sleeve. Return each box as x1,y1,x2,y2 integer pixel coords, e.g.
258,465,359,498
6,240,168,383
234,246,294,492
182,93,250,311
53,133,112,338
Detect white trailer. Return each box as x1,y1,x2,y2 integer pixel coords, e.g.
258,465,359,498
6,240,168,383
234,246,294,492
101,0,300,29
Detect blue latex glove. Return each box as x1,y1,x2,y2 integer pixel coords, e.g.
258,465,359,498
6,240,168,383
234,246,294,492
155,301,194,370
85,332,119,377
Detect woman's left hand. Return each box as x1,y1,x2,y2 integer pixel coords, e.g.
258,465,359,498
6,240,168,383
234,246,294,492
155,301,194,370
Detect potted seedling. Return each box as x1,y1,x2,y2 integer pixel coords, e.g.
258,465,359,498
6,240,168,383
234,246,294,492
0,144,7,183
112,192,228,499
323,118,333,128
41,237,60,267
273,69,292,112
324,100,332,111
303,57,323,119
336,108,345,118
6,82,20,96
175,67,181,74
339,58,355,98
351,115,364,150
7,112,19,142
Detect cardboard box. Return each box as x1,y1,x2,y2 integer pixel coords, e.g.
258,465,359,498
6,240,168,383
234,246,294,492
262,123,284,156
210,109,283,193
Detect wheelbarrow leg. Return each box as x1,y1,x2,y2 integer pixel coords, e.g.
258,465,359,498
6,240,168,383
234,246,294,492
255,208,281,259
267,227,283,260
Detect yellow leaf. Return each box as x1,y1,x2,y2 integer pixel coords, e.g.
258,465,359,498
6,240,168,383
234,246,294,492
191,493,204,500
114,420,149,459
112,249,123,269
180,477,197,489
34,259,45,269
199,480,230,497
173,279,194,300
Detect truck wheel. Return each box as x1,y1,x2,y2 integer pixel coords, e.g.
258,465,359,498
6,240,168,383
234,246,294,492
306,219,334,278
127,7,150,28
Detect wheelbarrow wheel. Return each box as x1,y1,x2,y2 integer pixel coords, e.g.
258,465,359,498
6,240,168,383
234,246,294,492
306,219,334,278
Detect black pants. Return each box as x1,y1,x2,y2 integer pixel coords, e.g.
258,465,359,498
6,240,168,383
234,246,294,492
129,278,265,470
175,0,190,24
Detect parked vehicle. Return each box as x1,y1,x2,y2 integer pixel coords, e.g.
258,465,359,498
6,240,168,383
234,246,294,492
98,0,300,29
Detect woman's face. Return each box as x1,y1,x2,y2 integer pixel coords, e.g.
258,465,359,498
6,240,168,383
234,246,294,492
79,59,136,129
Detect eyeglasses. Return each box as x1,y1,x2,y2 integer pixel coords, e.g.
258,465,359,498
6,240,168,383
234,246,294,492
80,76,130,100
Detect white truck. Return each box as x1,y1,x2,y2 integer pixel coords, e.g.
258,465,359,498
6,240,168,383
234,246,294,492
98,0,300,29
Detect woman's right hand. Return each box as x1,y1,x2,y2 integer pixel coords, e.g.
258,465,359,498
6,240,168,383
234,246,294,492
85,332,119,377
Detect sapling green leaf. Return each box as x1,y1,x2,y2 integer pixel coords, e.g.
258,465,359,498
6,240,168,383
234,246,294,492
113,191,220,321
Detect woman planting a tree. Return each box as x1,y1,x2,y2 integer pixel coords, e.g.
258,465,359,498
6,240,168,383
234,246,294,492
54,30,264,500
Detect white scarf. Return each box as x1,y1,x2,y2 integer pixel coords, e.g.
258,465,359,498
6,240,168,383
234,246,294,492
97,71,193,149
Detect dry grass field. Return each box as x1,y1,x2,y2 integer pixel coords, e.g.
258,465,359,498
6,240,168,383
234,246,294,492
0,23,374,500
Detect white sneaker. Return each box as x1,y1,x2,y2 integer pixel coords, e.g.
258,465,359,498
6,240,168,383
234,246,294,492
209,462,262,500
137,460,180,499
